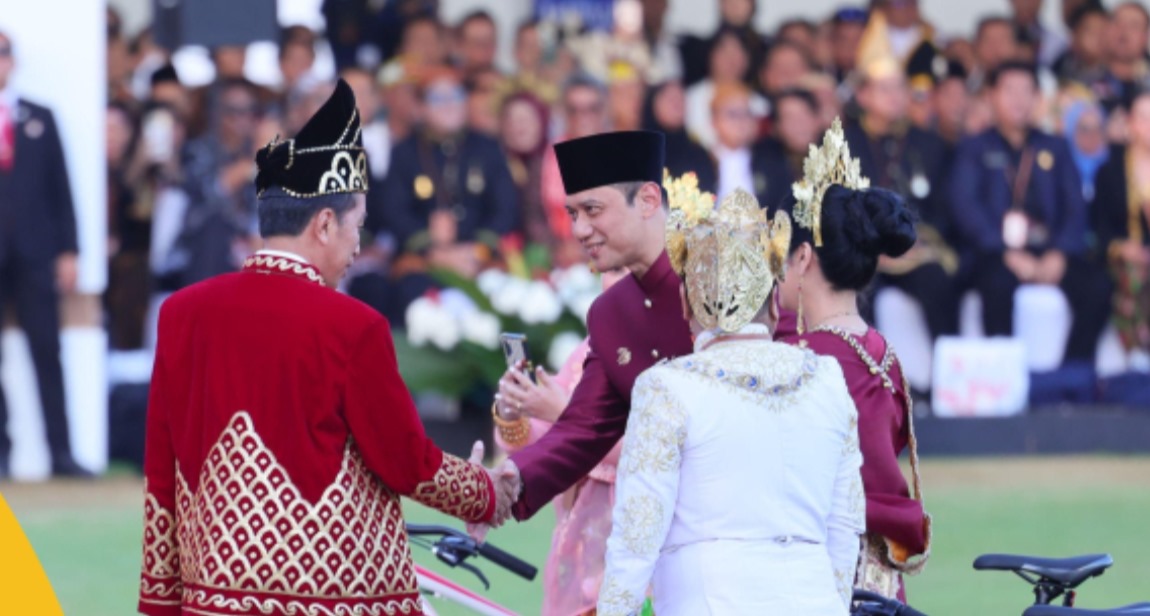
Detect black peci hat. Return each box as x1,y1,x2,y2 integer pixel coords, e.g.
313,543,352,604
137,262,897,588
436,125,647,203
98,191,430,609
554,130,665,195
150,64,181,86
255,79,368,198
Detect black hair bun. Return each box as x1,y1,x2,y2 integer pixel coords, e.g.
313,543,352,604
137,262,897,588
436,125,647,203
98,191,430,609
865,187,918,257
832,185,917,259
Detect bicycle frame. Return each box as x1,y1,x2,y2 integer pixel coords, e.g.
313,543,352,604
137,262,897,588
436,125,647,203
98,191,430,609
416,565,519,616
1023,574,1076,607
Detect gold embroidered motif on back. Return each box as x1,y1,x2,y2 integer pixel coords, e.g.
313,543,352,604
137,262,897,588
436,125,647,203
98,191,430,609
667,342,820,410
173,412,417,609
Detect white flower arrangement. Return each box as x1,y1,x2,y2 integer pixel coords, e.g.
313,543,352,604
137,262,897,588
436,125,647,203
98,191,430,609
483,263,600,325
551,264,603,324
405,296,461,351
548,331,586,371
476,269,510,297
402,266,588,353
461,310,501,350
400,264,598,393
490,277,531,316
520,281,564,324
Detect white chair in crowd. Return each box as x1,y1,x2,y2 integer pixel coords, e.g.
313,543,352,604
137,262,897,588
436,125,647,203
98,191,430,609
873,289,935,393
876,284,1131,394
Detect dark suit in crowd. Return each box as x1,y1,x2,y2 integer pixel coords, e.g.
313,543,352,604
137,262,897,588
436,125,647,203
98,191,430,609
0,96,84,476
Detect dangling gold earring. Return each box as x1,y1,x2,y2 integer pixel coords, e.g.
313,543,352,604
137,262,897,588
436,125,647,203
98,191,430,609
772,282,782,321
797,274,806,335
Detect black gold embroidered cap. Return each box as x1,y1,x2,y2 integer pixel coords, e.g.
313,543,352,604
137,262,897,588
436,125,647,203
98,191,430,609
906,43,946,92
255,79,368,198
554,130,665,195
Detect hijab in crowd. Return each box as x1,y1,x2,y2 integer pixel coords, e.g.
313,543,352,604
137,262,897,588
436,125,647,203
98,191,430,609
1062,98,1109,201
642,81,718,192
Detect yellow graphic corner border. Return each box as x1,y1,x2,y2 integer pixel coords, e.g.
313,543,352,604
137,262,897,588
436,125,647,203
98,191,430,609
0,489,64,614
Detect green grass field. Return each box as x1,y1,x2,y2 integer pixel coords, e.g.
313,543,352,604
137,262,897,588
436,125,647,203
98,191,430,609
3,457,1149,615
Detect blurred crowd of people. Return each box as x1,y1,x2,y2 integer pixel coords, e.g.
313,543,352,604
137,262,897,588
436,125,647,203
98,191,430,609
100,0,1150,394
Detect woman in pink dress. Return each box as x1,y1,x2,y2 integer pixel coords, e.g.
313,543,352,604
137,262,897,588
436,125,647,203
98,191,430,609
492,268,628,616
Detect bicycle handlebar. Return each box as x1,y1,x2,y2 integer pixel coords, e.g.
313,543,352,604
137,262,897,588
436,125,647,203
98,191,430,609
852,590,929,616
406,523,539,581
897,603,929,616
476,541,538,580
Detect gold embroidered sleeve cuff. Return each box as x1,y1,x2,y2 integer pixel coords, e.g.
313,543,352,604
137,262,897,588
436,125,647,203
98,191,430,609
411,453,496,523
140,490,182,612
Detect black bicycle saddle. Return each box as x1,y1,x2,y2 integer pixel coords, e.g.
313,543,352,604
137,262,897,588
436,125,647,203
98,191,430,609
1022,603,1150,616
973,554,1113,587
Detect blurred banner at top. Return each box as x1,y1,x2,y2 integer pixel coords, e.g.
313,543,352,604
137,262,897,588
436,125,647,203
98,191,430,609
535,0,614,32
153,0,279,48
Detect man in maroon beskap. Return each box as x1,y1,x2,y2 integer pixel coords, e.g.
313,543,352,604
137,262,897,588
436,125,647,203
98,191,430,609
487,130,694,523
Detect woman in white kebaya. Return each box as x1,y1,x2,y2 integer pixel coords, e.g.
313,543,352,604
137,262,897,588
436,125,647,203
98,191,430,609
597,174,865,615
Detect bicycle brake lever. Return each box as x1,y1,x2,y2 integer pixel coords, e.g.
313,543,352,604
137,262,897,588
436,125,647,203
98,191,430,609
431,536,490,589
432,545,464,567
457,560,490,591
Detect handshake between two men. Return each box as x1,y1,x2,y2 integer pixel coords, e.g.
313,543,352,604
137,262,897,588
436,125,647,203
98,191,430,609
466,358,576,540
466,437,522,542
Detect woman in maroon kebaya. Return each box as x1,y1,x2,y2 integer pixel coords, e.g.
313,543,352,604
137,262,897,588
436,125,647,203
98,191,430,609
773,121,931,601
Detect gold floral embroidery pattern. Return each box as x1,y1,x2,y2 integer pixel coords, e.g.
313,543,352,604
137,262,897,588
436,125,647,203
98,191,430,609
242,254,326,286
174,412,421,614
855,533,902,599
844,414,860,455
620,370,686,475
410,454,492,523
848,471,866,520
834,564,854,607
619,493,665,556
843,414,866,520
665,341,820,411
597,576,642,616
141,484,182,604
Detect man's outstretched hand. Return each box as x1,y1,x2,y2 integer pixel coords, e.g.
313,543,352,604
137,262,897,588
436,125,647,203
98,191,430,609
467,452,522,542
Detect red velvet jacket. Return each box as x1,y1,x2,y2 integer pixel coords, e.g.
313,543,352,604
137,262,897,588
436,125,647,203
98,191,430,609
510,252,694,519
139,253,495,616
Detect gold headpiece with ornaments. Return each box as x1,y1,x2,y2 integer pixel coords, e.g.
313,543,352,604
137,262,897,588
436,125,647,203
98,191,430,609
664,170,793,333
791,117,870,246
856,11,901,82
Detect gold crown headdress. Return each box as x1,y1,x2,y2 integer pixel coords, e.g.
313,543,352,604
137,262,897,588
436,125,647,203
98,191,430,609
791,117,870,246
856,11,902,82
665,171,793,333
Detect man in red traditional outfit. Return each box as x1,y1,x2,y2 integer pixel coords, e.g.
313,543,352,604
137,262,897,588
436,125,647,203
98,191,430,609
485,131,695,523
138,80,508,616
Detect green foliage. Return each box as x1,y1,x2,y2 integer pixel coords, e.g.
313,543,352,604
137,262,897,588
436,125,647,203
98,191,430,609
393,335,500,397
